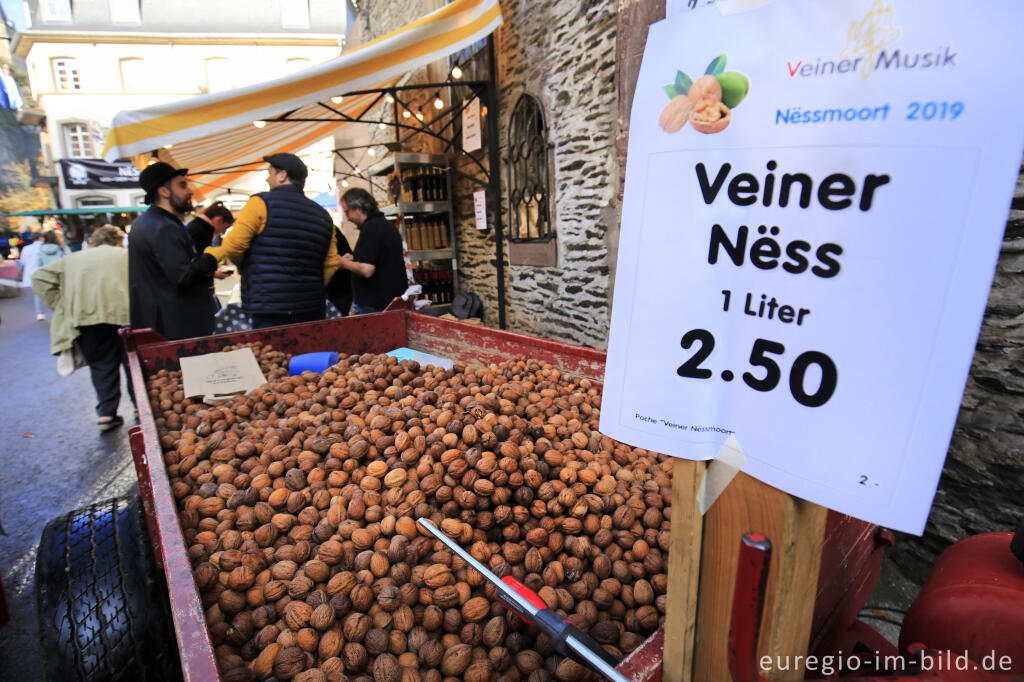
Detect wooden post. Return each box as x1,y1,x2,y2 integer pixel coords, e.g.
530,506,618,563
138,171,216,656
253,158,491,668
693,472,828,681
662,459,706,682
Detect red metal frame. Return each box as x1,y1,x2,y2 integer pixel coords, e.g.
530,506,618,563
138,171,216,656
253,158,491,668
123,310,882,681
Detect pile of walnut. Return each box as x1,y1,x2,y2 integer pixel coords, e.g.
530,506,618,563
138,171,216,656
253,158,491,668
148,344,673,682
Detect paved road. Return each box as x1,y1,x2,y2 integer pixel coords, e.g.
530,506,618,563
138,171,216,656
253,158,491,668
0,283,138,682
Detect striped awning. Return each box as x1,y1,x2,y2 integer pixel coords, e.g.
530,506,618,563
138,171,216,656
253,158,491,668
103,0,502,195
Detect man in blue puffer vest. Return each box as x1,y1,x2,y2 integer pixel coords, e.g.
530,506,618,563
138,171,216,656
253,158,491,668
205,153,341,329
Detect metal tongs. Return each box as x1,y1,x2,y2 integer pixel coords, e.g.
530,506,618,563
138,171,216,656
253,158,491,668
417,518,628,682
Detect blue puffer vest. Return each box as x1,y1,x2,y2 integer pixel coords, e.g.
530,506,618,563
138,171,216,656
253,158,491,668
240,184,333,314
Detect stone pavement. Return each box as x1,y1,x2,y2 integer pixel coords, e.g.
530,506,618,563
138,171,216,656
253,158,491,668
0,284,138,682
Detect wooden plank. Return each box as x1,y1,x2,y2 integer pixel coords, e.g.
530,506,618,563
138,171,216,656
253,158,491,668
693,472,828,681
662,458,705,682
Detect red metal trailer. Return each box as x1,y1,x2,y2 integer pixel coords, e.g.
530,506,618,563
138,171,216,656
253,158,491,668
46,309,889,681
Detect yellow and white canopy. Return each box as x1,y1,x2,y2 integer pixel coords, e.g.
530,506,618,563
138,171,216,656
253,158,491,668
103,0,502,194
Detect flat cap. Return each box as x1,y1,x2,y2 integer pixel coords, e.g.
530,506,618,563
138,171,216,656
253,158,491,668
263,153,308,183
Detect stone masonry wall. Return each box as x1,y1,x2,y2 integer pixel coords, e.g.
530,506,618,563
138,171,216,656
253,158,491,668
362,0,619,348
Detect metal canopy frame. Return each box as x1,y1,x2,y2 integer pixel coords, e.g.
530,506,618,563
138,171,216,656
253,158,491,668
191,75,507,328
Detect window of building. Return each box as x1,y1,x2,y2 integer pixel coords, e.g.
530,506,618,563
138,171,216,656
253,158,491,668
281,0,310,28
52,58,81,91
109,0,141,24
63,122,94,158
507,94,552,241
285,57,311,75
42,0,71,22
119,57,145,92
205,58,234,92
77,195,115,207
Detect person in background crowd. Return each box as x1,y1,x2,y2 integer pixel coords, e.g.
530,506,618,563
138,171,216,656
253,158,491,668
338,187,408,314
187,201,235,253
325,227,353,316
128,162,222,340
18,232,46,319
35,231,71,320
204,153,340,329
32,226,135,431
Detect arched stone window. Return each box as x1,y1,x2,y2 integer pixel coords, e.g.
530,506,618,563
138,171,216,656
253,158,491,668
508,94,551,241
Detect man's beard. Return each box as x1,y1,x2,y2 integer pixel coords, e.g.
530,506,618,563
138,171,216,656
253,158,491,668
170,194,193,215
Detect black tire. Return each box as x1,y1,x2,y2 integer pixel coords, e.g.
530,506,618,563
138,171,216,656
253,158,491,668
35,495,183,682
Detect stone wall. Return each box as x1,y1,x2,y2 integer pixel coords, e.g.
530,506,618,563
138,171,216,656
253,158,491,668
362,0,619,348
891,161,1024,581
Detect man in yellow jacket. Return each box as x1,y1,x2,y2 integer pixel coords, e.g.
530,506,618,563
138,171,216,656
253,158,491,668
205,153,340,329
32,226,134,431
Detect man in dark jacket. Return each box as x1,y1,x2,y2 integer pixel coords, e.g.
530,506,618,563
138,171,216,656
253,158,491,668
204,153,339,329
338,187,408,314
128,162,220,340
186,201,234,253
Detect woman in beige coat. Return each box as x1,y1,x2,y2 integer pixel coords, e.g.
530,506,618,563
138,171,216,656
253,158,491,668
32,226,134,431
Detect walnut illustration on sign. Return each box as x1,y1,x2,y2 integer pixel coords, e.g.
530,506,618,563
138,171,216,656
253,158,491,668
660,53,750,134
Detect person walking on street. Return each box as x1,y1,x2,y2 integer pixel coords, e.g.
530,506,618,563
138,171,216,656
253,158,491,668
204,153,340,329
34,231,71,320
32,226,135,431
18,232,46,319
128,162,221,340
337,188,408,314
187,201,234,253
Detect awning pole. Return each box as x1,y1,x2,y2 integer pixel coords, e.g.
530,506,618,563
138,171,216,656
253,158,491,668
486,37,506,330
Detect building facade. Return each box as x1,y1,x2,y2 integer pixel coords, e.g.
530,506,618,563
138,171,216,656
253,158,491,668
14,0,348,211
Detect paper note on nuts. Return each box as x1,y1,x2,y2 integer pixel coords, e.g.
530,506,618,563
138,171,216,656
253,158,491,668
180,347,267,399
601,0,1024,534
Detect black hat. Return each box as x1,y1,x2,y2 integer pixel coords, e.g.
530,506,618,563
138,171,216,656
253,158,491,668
139,162,188,204
263,153,308,183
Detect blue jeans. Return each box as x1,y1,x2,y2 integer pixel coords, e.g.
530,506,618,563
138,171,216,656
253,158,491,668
352,302,383,315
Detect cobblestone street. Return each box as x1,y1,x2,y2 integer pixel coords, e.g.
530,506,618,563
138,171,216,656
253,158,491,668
0,286,138,682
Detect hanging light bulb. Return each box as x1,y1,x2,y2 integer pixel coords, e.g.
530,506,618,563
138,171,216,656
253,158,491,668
353,167,361,175
415,110,425,121
330,95,344,104
433,92,444,110
253,120,267,128
451,64,463,79
341,179,349,187
367,148,376,156
378,121,387,129
385,94,394,104
402,110,411,119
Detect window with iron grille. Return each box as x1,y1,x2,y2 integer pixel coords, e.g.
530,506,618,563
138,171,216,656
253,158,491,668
508,94,551,241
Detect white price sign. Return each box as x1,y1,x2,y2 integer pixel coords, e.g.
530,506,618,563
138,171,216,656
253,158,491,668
601,0,1024,533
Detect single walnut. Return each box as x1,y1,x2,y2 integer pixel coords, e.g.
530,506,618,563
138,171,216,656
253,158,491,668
310,603,336,631
371,652,400,682
460,597,489,623
284,601,313,630
342,642,368,672
272,645,306,680
440,643,472,676
251,642,281,678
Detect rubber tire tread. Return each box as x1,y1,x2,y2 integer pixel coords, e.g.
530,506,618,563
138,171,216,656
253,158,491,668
35,495,183,682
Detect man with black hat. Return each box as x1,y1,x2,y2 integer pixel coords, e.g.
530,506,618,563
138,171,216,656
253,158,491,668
128,162,220,339
204,152,340,329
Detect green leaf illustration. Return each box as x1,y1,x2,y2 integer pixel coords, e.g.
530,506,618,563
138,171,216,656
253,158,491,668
705,53,727,76
675,70,693,95
664,84,679,99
